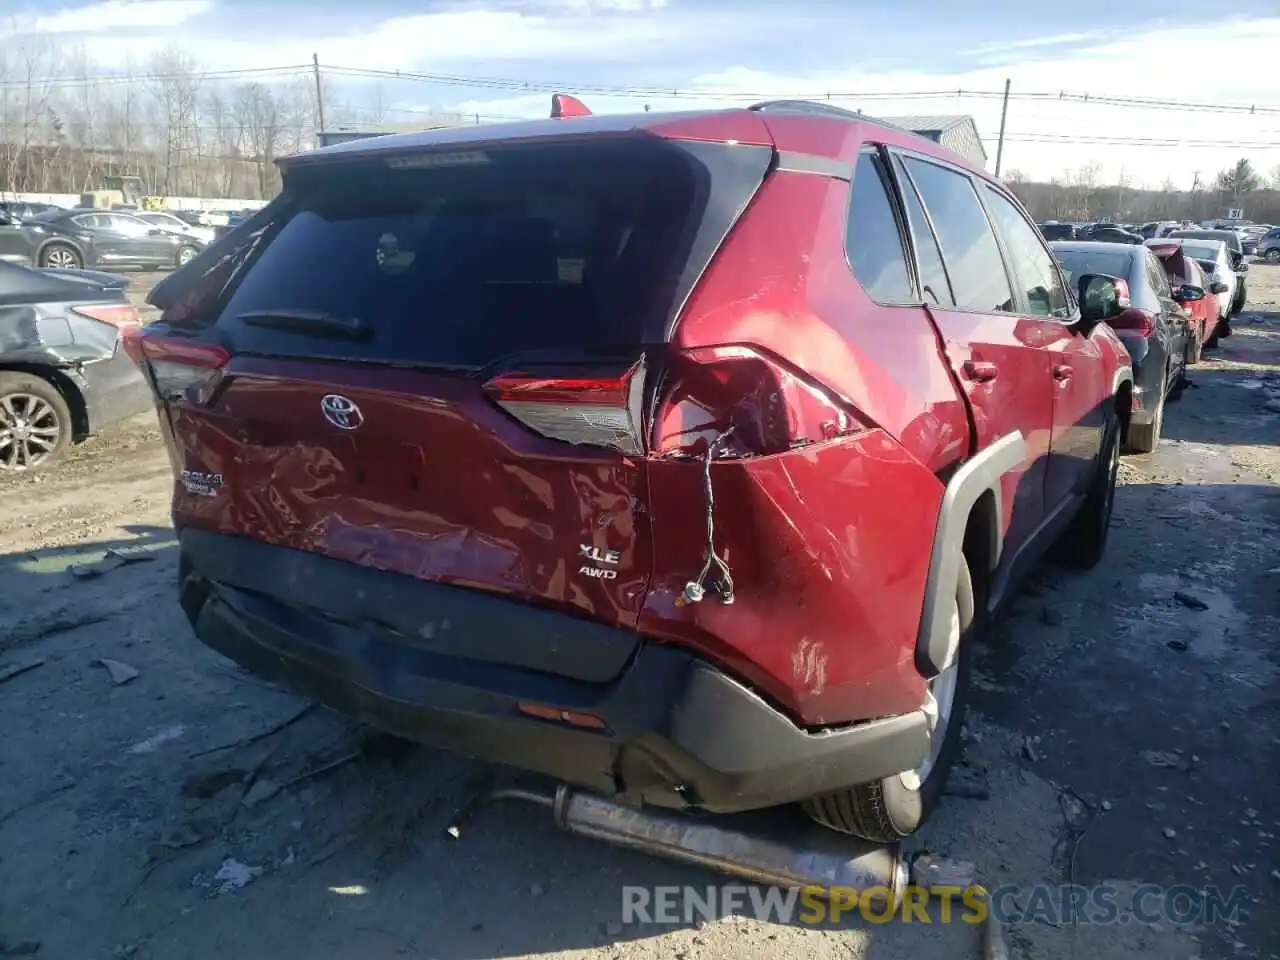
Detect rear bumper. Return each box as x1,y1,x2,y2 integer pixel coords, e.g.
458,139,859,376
76,347,154,435
179,529,929,813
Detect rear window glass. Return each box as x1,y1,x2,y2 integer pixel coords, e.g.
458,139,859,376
1052,250,1134,285
213,139,767,367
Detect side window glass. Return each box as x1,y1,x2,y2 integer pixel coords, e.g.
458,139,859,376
892,155,954,306
844,152,914,303
1146,253,1171,298
981,186,1070,319
903,157,1015,314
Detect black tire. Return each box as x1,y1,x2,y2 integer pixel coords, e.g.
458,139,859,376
1230,287,1245,317
1266,249,1280,264
0,371,73,471
1124,381,1164,454
1058,413,1121,569
39,242,82,270
802,559,975,842
175,245,199,268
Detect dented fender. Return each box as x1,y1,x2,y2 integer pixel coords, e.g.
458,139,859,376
0,304,118,368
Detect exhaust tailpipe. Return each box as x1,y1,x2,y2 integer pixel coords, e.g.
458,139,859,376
448,783,905,904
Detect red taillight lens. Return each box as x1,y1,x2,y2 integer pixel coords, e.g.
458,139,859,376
1109,307,1156,337
124,330,229,405
71,303,141,328
483,360,646,455
652,346,869,458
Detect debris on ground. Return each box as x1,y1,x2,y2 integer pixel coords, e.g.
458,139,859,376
1173,589,1210,611
97,658,140,685
68,548,155,580
0,659,45,685
208,858,262,894
1140,749,1186,770
127,724,187,755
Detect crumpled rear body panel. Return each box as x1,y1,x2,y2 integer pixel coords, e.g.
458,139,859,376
640,429,940,726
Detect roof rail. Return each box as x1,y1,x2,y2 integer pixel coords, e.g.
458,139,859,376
748,100,916,135
749,99,864,121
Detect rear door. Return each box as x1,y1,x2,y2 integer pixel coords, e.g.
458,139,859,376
978,184,1103,508
148,136,771,631
889,151,1054,558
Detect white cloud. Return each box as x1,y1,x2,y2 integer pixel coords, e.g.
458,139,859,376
78,6,683,70
436,18,1280,188
6,0,213,34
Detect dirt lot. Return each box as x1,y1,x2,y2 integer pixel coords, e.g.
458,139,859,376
1,268,1278,960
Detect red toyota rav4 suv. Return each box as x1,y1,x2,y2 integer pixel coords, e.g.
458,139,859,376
135,99,1131,842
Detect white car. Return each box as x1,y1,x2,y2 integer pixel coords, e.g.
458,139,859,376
137,211,216,246
1176,238,1235,317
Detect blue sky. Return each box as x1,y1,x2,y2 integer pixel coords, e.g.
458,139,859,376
6,0,1280,188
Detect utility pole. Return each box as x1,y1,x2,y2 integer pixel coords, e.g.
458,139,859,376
994,78,1011,178
312,53,326,147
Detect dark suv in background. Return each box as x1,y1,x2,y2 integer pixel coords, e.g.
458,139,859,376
134,99,1131,843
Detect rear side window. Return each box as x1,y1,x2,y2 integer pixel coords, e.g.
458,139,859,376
892,155,953,306
211,139,770,367
844,152,914,303
981,187,1070,318
901,157,1014,314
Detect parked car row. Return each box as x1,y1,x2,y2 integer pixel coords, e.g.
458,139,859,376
1046,232,1245,454
0,206,208,272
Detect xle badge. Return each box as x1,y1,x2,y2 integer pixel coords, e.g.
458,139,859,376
180,469,223,497
578,544,620,581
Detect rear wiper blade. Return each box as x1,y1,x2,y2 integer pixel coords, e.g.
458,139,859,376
237,309,370,340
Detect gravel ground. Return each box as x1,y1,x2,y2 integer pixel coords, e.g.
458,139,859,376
1,268,1277,960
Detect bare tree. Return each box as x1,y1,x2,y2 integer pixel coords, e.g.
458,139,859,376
235,82,283,197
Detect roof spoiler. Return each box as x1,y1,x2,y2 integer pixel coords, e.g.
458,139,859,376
550,94,592,119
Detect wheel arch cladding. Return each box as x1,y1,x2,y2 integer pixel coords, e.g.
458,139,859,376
915,430,1027,678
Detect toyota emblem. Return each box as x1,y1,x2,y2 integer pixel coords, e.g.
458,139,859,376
321,394,363,430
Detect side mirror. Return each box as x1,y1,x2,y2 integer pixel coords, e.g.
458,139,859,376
1077,273,1122,325
1174,284,1205,303
1208,281,1230,295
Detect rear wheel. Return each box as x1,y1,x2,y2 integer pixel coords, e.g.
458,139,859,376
1266,249,1280,264
802,558,974,842
175,245,198,268
0,372,73,472
1058,411,1121,569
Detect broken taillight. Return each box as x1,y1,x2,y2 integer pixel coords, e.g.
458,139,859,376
123,330,229,405
71,303,141,327
652,346,869,458
482,361,647,455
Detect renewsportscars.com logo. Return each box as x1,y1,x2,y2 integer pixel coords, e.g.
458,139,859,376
621,883,1251,927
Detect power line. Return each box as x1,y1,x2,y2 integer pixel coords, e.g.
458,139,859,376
0,65,312,90
3,60,1280,117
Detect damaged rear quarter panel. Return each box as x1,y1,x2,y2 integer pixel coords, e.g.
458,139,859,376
0,305,115,366
640,429,941,727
